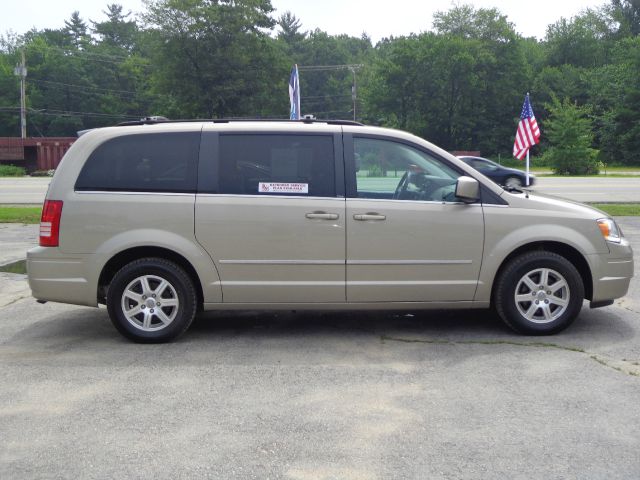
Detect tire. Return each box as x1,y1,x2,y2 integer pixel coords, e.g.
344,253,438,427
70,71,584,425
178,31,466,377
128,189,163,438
494,251,585,335
107,258,197,343
504,176,523,188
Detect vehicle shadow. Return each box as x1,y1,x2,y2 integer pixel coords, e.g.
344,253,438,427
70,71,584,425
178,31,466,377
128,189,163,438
4,301,635,364
187,305,634,346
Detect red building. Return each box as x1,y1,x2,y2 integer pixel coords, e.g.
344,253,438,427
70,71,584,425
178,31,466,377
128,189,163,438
0,137,76,172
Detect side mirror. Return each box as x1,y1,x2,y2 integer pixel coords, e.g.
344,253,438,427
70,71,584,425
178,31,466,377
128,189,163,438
455,176,480,203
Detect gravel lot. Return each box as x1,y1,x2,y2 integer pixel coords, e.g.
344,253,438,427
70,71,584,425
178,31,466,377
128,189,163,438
0,220,638,479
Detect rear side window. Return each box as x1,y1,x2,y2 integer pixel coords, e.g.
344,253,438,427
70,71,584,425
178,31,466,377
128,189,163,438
75,132,200,192
218,134,335,197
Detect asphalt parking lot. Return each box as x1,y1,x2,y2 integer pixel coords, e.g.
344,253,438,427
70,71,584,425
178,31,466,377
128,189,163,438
0,219,639,479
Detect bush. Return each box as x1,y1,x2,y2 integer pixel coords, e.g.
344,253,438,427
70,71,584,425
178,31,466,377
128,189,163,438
541,98,600,175
367,163,386,177
0,164,27,177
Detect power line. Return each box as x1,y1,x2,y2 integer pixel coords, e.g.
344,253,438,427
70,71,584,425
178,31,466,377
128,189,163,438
302,94,353,100
28,45,154,70
29,78,162,100
28,108,143,119
299,64,364,71
35,45,142,63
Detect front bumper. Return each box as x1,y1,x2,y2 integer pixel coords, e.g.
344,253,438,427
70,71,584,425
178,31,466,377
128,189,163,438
588,238,634,303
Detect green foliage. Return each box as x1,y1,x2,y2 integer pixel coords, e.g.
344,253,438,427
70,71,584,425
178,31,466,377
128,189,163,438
542,98,600,175
142,0,281,118
544,8,614,68
362,5,527,155
365,164,385,178
0,0,638,166
0,164,26,176
609,0,640,36
92,4,138,51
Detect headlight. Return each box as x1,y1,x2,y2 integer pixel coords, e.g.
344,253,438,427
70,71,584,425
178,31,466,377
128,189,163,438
597,218,622,243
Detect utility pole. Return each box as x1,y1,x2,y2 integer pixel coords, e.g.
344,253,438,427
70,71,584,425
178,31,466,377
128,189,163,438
298,64,363,121
350,67,357,121
13,50,27,139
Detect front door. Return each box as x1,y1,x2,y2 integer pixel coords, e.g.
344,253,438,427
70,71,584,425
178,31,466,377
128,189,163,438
346,136,484,303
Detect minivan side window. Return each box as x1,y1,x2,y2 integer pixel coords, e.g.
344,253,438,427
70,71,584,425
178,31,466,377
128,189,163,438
354,137,460,202
218,134,335,197
75,132,200,193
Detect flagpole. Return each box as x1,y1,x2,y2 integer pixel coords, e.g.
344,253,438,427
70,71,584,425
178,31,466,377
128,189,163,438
525,92,530,187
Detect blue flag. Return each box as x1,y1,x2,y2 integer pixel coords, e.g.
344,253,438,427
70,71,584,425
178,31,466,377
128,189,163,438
289,64,300,120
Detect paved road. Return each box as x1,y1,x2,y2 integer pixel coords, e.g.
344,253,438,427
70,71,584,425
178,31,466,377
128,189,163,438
533,176,640,203
1,176,639,204
0,220,639,478
0,177,50,204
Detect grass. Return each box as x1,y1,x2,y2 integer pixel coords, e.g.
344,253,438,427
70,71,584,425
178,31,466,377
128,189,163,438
590,204,640,216
537,173,640,178
0,206,41,223
0,165,27,177
0,260,27,274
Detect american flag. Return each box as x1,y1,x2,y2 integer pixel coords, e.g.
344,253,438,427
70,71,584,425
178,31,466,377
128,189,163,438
513,94,540,160
289,64,300,120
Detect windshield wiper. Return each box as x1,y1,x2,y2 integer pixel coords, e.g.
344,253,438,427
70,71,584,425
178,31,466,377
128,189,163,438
503,184,531,198
502,185,523,193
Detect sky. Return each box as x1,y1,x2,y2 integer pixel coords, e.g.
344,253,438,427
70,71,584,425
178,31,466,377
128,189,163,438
3,0,606,42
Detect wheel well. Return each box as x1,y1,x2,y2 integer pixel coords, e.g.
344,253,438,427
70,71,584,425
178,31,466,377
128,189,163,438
491,241,593,302
98,247,204,307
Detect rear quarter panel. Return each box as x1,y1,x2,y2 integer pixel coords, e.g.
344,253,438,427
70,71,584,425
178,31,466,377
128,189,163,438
45,125,222,304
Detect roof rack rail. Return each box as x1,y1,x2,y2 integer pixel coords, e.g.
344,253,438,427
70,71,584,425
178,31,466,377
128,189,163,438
116,118,364,127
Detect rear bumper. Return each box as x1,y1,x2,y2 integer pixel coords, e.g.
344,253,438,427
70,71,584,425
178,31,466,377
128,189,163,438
588,239,634,303
27,247,97,307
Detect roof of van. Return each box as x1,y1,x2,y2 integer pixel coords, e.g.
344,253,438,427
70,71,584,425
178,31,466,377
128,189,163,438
116,118,364,127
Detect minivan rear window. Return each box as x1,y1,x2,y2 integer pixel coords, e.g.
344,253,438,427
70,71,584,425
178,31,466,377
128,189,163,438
218,134,335,197
75,132,199,193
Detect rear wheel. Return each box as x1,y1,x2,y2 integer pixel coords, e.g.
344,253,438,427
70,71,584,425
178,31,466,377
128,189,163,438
494,251,584,335
107,258,197,343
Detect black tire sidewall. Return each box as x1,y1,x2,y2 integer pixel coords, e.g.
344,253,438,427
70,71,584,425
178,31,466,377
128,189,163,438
505,176,522,187
107,258,196,343
495,252,585,335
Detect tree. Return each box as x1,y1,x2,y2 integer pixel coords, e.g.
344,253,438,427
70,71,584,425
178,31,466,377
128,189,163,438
143,0,284,118
593,37,640,164
432,4,516,42
363,5,528,155
64,12,89,49
545,9,614,68
541,98,599,174
92,4,139,51
277,11,305,46
289,30,371,120
610,0,640,36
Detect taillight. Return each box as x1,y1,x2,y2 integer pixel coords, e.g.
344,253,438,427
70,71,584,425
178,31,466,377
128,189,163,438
39,200,63,247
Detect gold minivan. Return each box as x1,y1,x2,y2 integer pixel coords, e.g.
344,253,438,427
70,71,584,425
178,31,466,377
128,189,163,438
27,119,634,342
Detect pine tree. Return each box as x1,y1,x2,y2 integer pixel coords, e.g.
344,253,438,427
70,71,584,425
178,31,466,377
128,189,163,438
542,98,600,174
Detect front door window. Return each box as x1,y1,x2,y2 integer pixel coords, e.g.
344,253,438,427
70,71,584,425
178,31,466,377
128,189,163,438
355,137,460,202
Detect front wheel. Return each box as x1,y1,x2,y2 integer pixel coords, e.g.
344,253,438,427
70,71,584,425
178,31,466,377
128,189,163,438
107,258,197,343
504,176,523,188
494,251,585,335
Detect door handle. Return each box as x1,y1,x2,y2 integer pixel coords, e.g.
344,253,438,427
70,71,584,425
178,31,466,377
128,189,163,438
305,212,339,220
353,213,386,221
